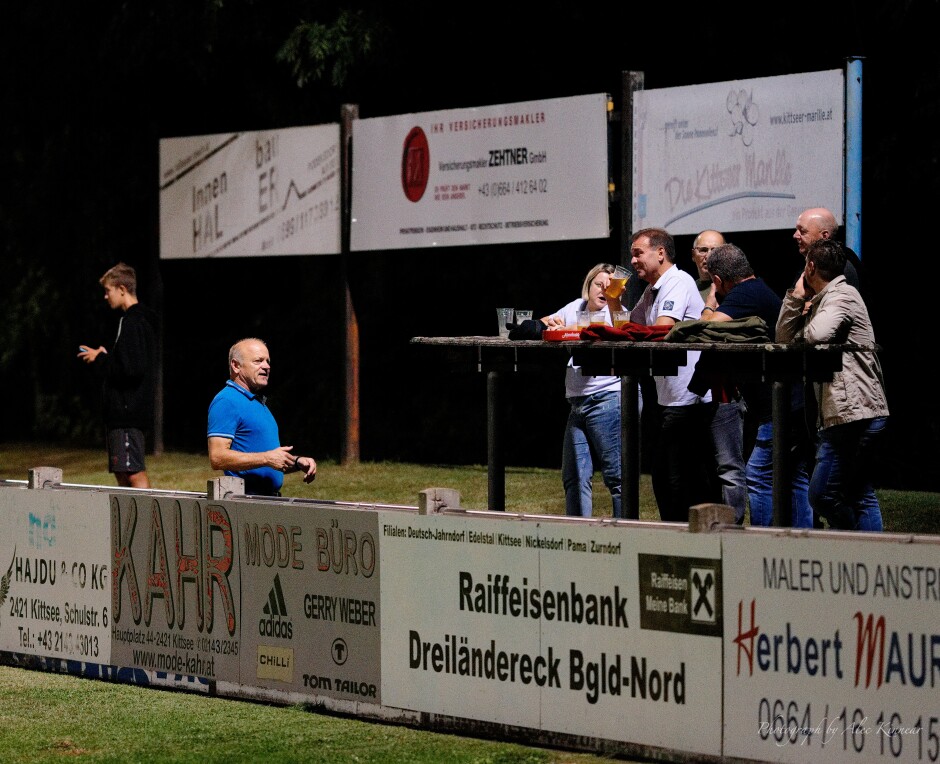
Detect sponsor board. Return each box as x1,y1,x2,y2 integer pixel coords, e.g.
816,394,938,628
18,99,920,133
159,125,341,259
110,494,240,682
238,504,381,703
633,69,844,235
723,532,940,763
0,490,112,665
351,94,610,250
378,513,723,756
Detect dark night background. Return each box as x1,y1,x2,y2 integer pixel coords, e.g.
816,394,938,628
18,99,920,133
2,1,938,491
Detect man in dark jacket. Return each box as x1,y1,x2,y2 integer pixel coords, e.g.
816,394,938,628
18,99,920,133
699,243,813,528
79,263,156,488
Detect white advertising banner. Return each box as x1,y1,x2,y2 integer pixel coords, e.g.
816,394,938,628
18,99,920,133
159,125,341,259
722,532,940,763
110,494,242,683
0,488,112,666
351,94,611,251
632,69,844,235
379,513,724,757
237,502,381,704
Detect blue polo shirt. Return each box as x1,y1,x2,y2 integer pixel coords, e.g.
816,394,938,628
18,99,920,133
207,380,283,495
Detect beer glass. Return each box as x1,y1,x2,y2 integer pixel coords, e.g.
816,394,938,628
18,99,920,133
604,265,630,299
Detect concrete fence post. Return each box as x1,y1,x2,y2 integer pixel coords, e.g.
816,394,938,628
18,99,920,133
27,467,62,489
418,487,461,515
688,503,735,533
208,476,245,500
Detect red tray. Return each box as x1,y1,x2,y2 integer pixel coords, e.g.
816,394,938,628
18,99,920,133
542,329,583,342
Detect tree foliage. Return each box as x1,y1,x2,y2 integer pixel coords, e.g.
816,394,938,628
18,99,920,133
277,8,386,89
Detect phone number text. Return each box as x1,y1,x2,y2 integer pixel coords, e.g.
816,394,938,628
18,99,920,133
758,698,939,759
478,179,548,198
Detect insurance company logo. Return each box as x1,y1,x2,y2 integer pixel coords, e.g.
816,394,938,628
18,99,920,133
401,126,429,202
259,573,293,639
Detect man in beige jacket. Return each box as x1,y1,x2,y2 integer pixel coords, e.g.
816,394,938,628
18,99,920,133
776,240,888,531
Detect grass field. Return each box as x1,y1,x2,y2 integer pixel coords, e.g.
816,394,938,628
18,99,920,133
1,442,937,532
0,664,620,764
0,443,938,763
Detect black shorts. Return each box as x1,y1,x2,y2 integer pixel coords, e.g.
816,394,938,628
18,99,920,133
107,428,147,474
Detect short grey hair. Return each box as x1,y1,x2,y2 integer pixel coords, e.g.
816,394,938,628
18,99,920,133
229,337,267,367
704,244,754,283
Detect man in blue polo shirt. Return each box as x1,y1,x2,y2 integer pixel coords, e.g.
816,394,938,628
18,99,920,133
207,337,316,496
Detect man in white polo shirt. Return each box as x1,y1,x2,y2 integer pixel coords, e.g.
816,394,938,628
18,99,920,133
630,227,718,522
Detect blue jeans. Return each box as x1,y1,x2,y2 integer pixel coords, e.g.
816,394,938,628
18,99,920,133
711,400,747,523
810,416,887,532
562,390,622,518
746,419,812,527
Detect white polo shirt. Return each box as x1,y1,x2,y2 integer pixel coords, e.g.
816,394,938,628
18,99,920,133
631,264,711,407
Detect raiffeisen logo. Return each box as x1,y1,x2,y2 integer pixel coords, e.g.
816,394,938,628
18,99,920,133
259,573,293,639
401,127,429,202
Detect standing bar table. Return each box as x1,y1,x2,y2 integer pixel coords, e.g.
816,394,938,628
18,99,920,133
411,336,867,524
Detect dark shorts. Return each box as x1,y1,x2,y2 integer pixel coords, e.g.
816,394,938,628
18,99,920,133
107,428,147,474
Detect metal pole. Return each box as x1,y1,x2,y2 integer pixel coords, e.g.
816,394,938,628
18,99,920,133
621,70,644,308
771,380,792,527
341,104,360,464
845,56,864,259
623,376,640,519
487,370,505,511
621,71,645,519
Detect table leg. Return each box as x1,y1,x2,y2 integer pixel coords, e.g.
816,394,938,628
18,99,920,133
487,370,505,511
623,376,640,519
771,380,792,527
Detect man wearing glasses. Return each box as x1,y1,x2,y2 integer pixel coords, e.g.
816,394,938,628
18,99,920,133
688,229,747,524
691,229,726,301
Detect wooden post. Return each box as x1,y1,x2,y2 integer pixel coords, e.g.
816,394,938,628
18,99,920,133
341,104,360,464
621,71,644,519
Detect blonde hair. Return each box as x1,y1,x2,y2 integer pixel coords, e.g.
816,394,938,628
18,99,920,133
581,263,616,300
99,262,137,295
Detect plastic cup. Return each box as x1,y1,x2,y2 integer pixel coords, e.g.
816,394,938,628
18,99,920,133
612,310,631,328
590,310,606,326
604,265,631,299
515,310,533,323
496,308,514,338
576,310,590,329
